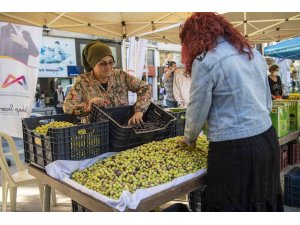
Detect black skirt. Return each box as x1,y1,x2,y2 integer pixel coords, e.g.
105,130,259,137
203,125,284,212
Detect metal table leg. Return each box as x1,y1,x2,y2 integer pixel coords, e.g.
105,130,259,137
43,184,51,212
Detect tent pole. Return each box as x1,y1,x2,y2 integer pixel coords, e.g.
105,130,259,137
91,25,122,37
127,12,173,37
47,12,66,27
249,13,300,37
145,48,148,84
0,13,42,26
138,23,181,38
243,12,247,36
248,22,277,42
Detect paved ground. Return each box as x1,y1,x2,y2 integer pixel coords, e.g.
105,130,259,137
1,137,300,212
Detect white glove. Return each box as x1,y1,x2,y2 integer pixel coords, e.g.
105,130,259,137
10,34,28,49
178,101,184,108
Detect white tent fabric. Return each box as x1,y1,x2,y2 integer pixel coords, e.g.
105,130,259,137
0,12,190,43
0,12,300,44
139,12,300,44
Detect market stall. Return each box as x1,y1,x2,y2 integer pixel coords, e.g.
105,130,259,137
1,12,300,212
22,104,208,212
264,37,300,60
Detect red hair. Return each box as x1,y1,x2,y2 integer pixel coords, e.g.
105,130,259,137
180,12,254,75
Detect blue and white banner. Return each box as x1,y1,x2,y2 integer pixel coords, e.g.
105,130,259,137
39,36,76,77
0,22,42,137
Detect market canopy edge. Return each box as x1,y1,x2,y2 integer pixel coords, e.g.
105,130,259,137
0,12,300,44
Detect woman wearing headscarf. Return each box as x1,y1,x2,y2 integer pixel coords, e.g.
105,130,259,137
180,13,283,212
63,40,152,125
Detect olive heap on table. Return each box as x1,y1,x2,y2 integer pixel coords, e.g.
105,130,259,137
71,136,209,200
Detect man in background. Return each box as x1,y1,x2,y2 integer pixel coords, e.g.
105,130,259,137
52,85,65,114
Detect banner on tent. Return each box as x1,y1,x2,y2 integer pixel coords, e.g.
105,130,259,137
0,22,42,137
127,37,148,105
39,36,76,78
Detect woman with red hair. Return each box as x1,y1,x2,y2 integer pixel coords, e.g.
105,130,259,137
180,13,283,211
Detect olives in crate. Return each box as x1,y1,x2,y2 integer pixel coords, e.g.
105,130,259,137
34,121,87,136
123,119,167,132
34,121,87,147
34,121,75,135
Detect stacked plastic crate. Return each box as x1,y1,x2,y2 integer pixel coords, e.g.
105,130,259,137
280,144,288,172
188,186,206,212
288,140,300,165
284,167,300,207
168,109,186,137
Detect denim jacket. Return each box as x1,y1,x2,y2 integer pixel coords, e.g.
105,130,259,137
184,37,272,143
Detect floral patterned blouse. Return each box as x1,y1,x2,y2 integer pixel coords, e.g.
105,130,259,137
63,69,152,116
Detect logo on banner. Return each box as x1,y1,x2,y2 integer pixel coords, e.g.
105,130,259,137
1,74,28,90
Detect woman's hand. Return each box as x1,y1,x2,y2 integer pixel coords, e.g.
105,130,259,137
128,112,144,125
176,137,196,148
87,97,110,112
178,100,185,108
164,65,177,79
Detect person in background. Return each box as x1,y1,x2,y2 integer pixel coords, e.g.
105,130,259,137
162,61,178,108
63,40,151,125
179,12,283,212
268,64,283,99
290,60,298,74
35,89,40,108
173,67,191,108
291,70,299,93
40,91,45,107
53,85,65,114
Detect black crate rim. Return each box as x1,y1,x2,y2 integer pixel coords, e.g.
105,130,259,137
285,167,300,179
92,103,176,135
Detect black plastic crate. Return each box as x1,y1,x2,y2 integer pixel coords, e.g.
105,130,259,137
72,200,91,212
288,140,300,165
284,167,300,207
168,110,186,137
22,114,109,169
280,144,288,172
188,186,206,212
91,103,176,152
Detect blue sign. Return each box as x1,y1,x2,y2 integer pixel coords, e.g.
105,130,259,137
67,65,80,76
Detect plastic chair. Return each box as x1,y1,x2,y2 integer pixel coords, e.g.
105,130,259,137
0,132,56,211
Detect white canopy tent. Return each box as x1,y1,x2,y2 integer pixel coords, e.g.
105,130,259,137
0,12,191,43
1,12,299,44
138,12,300,44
